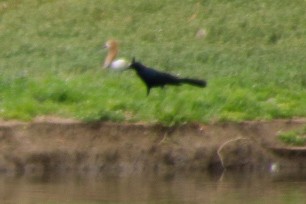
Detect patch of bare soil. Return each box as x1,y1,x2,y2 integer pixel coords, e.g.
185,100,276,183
0,117,305,177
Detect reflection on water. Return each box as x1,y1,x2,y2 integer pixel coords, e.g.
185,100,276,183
1,170,306,204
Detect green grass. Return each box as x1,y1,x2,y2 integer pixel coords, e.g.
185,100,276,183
278,126,306,146
0,0,305,124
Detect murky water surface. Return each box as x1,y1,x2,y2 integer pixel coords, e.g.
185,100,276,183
1,170,306,204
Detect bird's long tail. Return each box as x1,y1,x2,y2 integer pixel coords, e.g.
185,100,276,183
180,78,207,87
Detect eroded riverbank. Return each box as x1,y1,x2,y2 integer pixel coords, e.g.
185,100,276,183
0,118,306,177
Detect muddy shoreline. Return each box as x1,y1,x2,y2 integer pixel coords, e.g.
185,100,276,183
0,118,306,177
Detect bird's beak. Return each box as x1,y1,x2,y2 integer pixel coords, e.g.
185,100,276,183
103,43,110,49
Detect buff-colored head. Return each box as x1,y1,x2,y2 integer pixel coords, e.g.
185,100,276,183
104,40,118,51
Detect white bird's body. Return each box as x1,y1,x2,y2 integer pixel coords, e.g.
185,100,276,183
103,40,129,71
108,59,130,70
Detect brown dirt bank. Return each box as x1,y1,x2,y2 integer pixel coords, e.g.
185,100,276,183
0,118,306,177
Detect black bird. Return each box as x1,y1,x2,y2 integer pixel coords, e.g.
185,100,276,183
128,58,207,95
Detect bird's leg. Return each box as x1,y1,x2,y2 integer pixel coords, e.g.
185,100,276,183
146,87,151,96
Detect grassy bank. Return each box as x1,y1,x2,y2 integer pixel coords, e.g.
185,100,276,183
0,0,305,124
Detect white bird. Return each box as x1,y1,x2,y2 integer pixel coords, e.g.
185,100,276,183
103,39,130,71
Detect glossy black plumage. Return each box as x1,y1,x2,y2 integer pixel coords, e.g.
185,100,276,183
129,58,207,95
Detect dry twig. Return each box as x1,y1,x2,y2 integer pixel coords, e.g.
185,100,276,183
217,137,250,169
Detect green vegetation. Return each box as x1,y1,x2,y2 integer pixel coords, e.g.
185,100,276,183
0,0,305,124
278,126,306,146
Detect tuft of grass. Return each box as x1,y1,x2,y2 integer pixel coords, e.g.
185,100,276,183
278,126,306,146
0,0,305,124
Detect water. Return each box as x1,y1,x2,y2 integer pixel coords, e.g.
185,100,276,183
1,170,306,204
